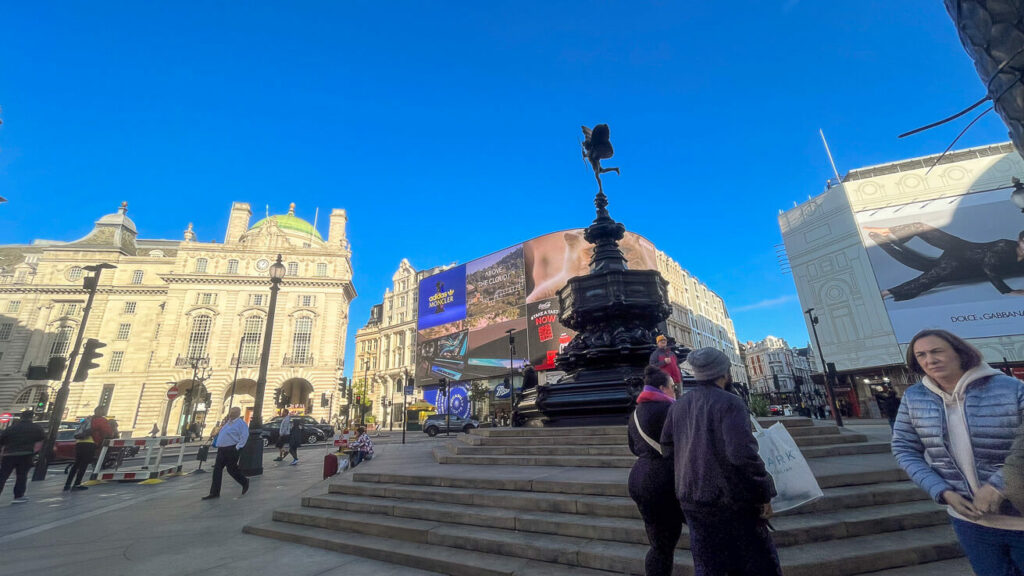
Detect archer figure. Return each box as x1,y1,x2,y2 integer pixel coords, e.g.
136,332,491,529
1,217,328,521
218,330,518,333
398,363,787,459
581,124,620,193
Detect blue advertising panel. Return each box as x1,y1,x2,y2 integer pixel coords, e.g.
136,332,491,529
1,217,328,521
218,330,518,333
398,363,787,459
422,382,471,418
417,265,467,331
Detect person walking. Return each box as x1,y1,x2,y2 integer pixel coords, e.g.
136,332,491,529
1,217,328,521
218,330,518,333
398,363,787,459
287,415,303,465
892,329,1024,575
273,409,293,462
0,410,45,503
203,406,249,500
64,407,115,492
660,347,781,576
627,365,682,576
649,335,682,386
873,386,901,431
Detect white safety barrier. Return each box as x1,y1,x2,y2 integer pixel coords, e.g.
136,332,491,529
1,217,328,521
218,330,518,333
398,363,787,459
88,436,186,485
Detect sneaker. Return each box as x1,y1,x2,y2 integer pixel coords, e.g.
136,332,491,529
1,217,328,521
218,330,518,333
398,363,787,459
73,485,89,491
241,481,249,496
272,457,283,462
12,497,28,503
290,459,299,466
201,494,219,500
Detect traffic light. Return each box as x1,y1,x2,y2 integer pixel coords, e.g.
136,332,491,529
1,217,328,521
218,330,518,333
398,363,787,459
36,390,48,411
46,356,66,380
202,391,212,406
281,393,291,407
321,392,328,407
73,339,106,382
338,376,348,393
355,394,361,405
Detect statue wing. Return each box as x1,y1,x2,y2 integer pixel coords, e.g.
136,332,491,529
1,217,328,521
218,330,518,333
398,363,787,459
581,125,593,145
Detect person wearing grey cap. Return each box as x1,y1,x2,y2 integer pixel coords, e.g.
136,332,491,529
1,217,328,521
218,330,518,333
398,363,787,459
660,347,781,576
0,410,45,503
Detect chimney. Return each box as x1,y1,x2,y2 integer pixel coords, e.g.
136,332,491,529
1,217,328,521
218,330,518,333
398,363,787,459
225,202,252,244
328,208,348,247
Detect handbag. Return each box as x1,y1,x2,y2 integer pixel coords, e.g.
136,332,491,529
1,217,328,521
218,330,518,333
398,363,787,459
73,417,92,440
750,416,823,513
632,409,663,456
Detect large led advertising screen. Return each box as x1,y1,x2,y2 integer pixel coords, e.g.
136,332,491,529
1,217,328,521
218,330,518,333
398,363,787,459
856,187,1024,343
416,229,661,381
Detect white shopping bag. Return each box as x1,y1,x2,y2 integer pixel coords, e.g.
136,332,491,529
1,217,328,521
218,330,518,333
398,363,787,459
751,417,823,513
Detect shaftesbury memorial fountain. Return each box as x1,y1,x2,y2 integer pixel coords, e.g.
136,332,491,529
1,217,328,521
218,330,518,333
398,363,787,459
516,124,688,427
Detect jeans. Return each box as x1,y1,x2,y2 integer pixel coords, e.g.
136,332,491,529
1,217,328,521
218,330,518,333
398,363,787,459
951,517,1024,576
0,455,34,498
65,443,97,490
685,508,782,576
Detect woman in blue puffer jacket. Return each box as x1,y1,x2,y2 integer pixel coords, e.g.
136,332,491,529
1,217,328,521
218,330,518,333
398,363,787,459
892,329,1024,575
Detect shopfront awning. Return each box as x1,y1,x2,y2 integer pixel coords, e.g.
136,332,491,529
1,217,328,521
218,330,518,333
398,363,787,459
407,401,435,411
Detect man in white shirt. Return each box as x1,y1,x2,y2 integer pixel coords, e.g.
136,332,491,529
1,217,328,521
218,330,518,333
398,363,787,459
203,406,249,500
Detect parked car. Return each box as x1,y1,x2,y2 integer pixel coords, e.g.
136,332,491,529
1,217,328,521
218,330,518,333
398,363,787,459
768,405,783,416
259,415,331,447
422,414,479,437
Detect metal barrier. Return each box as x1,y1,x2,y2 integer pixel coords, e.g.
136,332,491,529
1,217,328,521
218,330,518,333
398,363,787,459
87,436,186,485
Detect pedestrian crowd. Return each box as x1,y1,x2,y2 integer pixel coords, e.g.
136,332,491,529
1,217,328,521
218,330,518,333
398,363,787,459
629,331,1024,576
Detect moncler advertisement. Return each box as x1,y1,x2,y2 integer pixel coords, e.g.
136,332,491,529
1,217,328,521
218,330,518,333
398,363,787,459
417,265,467,331
856,187,1024,342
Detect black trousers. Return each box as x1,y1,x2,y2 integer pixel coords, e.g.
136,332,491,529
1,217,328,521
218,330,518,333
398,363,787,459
209,446,247,496
288,438,300,461
629,462,684,576
65,443,97,490
685,508,781,576
0,455,34,498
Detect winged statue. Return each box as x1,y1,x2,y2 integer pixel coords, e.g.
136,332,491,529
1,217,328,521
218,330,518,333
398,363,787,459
581,124,620,193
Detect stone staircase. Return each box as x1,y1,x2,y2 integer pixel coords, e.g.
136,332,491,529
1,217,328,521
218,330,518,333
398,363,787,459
244,418,966,575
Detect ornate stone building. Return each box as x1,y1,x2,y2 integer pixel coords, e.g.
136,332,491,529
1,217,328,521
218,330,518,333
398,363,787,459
0,201,355,435
743,335,814,401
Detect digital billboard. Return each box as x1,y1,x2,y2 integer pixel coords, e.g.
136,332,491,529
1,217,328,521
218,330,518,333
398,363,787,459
416,229,663,382
856,188,1024,343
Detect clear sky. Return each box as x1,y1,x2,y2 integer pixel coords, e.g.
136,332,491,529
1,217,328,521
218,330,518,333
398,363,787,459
0,2,1012,373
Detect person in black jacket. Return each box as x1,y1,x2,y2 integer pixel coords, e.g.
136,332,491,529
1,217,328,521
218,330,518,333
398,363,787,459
0,410,45,503
661,347,781,576
628,365,682,576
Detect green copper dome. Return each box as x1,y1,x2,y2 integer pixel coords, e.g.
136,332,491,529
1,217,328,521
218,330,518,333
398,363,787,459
249,204,323,240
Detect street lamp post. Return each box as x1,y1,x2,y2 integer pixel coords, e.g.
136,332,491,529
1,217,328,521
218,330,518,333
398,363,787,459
402,368,410,445
33,262,115,481
505,328,516,426
805,307,844,428
227,334,246,414
181,356,210,437
239,254,286,476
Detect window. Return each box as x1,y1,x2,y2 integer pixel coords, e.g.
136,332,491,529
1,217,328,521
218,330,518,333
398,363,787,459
148,250,165,258
67,267,83,281
316,263,327,277
131,270,144,285
123,301,137,315
15,270,28,283
399,295,406,307
25,255,39,264
249,294,265,306
287,262,298,276
15,388,34,404
195,258,208,273
186,315,212,359
198,293,215,306
399,312,406,323
240,316,264,365
400,280,407,291
60,303,81,316
227,260,239,274
109,351,125,372
49,325,73,357
6,301,20,313
292,317,313,362
116,323,132,340
300,295,315,307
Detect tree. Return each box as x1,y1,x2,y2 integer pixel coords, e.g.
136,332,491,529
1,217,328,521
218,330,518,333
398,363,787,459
469,382,490,419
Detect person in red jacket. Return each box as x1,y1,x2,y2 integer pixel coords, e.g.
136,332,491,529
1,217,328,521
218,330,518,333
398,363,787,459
649,335,682,385
64,406,115,491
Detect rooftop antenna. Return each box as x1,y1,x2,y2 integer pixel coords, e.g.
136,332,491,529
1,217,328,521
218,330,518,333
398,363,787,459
266,204,270,219
819,129,842,185
310,207,319,244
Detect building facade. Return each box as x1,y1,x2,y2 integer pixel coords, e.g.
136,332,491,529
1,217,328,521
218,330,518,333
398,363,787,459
744,335,815,403
779,142,1024,417
0,202,355,436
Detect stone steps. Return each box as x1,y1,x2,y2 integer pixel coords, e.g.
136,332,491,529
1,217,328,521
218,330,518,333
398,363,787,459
327,480,930,520
243,521,619,576
259,506,961,576
299,492,947,549
859,557,973,575
435,440,890,467
454,432,871,455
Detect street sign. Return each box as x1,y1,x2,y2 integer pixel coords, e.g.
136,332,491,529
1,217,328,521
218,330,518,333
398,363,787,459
404,385,414,396
167,386,180,400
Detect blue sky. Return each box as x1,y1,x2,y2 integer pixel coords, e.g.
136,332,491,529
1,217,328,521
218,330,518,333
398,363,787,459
0,2,1012,372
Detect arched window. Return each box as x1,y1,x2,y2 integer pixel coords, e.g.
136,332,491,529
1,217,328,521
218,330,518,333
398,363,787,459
194,258,208,274
240,316,264,365
292,317,313,362
186,315,212,359
50,325,74,358
14,387,37,404
66,267,83,282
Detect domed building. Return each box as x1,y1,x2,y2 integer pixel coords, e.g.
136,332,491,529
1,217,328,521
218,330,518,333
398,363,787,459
0,201,356,436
